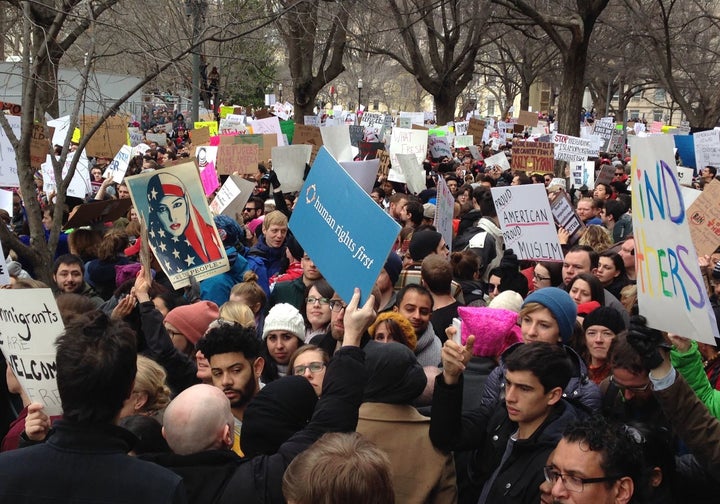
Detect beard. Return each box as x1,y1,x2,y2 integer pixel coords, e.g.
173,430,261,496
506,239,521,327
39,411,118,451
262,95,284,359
225,376,258,410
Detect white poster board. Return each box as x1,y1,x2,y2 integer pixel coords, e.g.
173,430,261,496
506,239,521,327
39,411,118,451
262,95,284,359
434,176,455,254
570,160,595,189
396,154,425,195
209,174,257,220
483,151,511,172
339,158,381,195
320,125,353,162
693,129,720,170
271,145,312,193
0,114,21,186
103,145,133,183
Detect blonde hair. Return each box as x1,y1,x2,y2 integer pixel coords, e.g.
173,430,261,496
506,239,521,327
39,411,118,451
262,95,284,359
262,210,288,231
578,225,613,253
230,271,267,313
218,301,255,328
135,355,172,415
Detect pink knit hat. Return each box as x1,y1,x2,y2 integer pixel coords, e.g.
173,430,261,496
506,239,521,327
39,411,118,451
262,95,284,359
164,301,220,345
458,306,523,358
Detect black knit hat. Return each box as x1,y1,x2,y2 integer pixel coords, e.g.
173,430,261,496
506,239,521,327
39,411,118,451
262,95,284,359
408,230,442,261
582,306,627,335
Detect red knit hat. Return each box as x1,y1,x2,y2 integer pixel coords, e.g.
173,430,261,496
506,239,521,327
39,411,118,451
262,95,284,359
164,301,220,345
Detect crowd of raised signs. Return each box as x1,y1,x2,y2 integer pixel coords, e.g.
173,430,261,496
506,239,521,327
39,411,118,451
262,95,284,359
1,102,720,504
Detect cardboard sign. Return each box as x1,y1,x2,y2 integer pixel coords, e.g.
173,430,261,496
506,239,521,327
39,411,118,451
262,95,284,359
230,134,277,165
483,151,511,172
693,129,720,170
0,289,65,416
209,174,257,220
517,110,539,127
467,118,486,145
377,149,391,179
102,145,133,183
552,133,598,162
0,114,21,186
63,197,133,230
630,135,718,345
81,115,128,159
194,121,218,137
190,127,211,146
249,116,284,146
289,147,401,305
688,179,720,257
511,141,554,173
293,124,323,164
428,135,452,159
216,143,259,176
491,184,564,261
549,190,585,244
146,132,167,146
570,160,595,189
434,176,455,254
125,162,229,289
272,145,312,192
30,124,54,169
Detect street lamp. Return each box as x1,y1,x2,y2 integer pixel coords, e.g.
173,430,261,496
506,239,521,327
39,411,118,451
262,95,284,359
357,78,363,124
278,83,283,102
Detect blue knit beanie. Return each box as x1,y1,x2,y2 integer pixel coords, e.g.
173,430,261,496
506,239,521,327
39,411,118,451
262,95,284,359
522,287,577,343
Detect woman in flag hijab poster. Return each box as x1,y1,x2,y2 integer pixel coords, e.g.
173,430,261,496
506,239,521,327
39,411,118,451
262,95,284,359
126,162,228,288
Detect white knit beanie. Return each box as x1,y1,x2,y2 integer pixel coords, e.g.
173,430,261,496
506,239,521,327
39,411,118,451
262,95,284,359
262,303,305,341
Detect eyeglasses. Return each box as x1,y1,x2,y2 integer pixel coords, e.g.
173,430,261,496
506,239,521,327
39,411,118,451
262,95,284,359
609,375,650,393
329,300,347,312
533,272,551,282
242,207,257,212
543,466,621,493
306,296,330,306
293,361,326,375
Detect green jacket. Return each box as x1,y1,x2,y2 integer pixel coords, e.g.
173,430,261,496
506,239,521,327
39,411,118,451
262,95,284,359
671,340,720,419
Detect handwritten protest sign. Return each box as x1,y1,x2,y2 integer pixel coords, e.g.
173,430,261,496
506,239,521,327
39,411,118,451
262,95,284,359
435,176,455,253
209,174,256,220
687,179,720,257
693,129,720,170
230,133,276,164
389,127,428,167
289,147,401,304
511,141,554,173
593,117,615,151
517,110,538,127
293,124,323,164
194,121,218,137
483,151,511,172
30,124,53,169
0,114,21,186
128,127,144,147
81,115,127,159
249,116,284,146
549,190,585,244
491,184,564,261
272,145,311,192
216,144,258,176
552,133,597,162
126,162,229,289
454,135,473,148
428,135,452,159
102,145,133,183
0,289,65,415
630,135,718,344
467,118,485,145
570,160,595,189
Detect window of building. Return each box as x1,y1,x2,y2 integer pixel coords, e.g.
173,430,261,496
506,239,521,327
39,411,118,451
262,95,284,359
654,88,666,101
630,110,640,120
653,109,663,121
487,100,495,116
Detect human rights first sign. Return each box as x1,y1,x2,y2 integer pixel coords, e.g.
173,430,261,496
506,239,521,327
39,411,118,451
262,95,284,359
290,147,401,305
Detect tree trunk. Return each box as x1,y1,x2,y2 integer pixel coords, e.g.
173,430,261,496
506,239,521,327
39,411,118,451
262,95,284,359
434,87,460,124
520,83,531,111
556,40,589,137
294,81,320,123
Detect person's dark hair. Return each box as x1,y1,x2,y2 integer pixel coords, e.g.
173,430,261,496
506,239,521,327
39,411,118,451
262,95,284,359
530,173,545,184
450,250,481,280
599,251,627,279
562,416,645,489
371,187,385,200
568,272,605,304
567,244,599,270
504,342,573,393
471,185,490,206
55,293,99,325
513,174,532,185
395,283,434,311
624,421,676,502
604,200,627,223
488,265,530,298
196,323,261,361
403,200,424,227
301,279,334,328
152,292,188,313
52,253,84,275
477,188,497,217
421,254,452,295
247,196,265,214
118,415,171,454
476,174,496,187
707,165,718,177
56,311,137,423
96,230,129,262
537,261,564,287
596,181,614,196
282,432,395,504
609,332,647,375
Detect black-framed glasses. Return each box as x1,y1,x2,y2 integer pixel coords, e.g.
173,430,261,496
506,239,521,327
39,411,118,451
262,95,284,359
293,361,326,375
609,375,650,393
242,207,257,212
329,300,347,312
533,272,551,282
306,296,330,306
543,466,621,493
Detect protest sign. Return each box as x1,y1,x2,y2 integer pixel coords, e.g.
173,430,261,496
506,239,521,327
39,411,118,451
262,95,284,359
249,116,284,146
0,188,12,215
41,152,91,199
80,115,127,159
454,121,468,136
377,149,391,179
320,124,353,162
570,160,595,189
195,146,219,195
219,116,247,135
483,151,511,172
0,114,21,186
687,179,720,257
630,135,718,344
146,132,167,146
428,135,452,159
128,127,144,147
676,166,695,187
517,110,538,127
593,117,615,151
209,174,256,220
102,145,133,183
467,118,485,145
216,143,258,176
271,145,311,192
552,133,598,162
0,289,64,415
607,131,625,154
63,198,132,230
491,184,564,261
434,175,455,253
674,134,697,169
549,190,585,244
396,154,425,194
650,121,664,134
0,241,8,285
349,125,365,147
511,141,554,173
30,124,53,169
389,127,428,167
399,111,425,126
693,129,720,170
339,158,381,195
232,133,277,164
360,112,385,129
194,121,218,137
595,164,615,187
293,124,323,163
454,135,473,148
289,147,401,304
126,162,229,289
676,121,691,135
304,116,321,127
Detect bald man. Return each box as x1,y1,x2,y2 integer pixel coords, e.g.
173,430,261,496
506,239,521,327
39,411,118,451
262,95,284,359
162,384,234,455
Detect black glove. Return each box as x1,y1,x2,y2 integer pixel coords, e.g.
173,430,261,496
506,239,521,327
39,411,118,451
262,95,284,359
626,315,666,370
303,163,311,181
268,170,281,189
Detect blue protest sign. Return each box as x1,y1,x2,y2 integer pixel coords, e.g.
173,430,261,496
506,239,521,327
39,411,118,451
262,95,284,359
674,134,697,170
290,147,401,304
